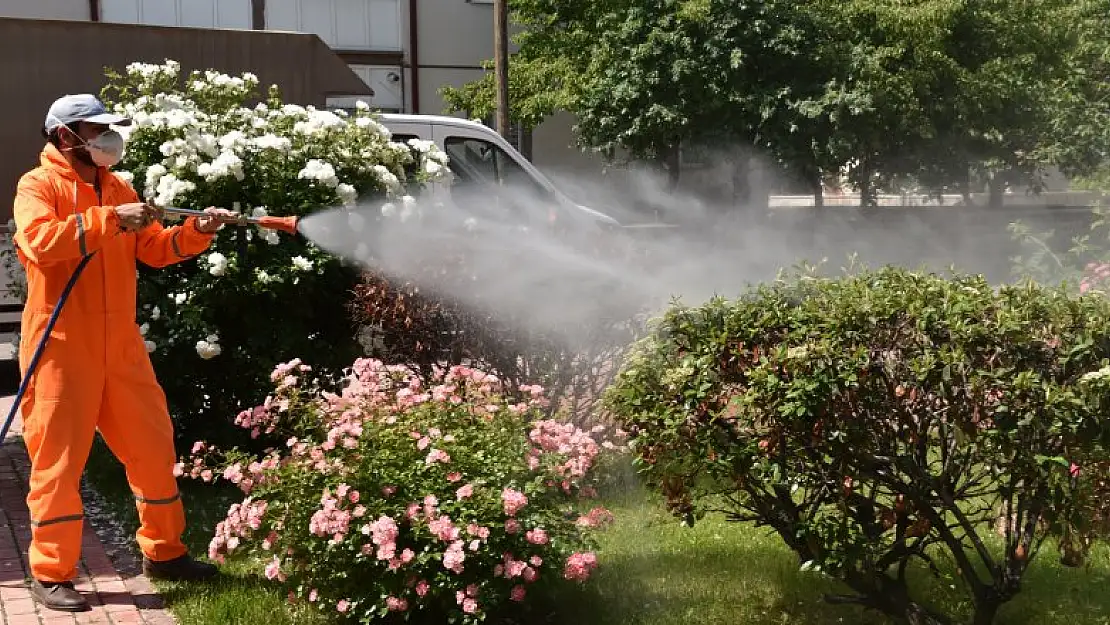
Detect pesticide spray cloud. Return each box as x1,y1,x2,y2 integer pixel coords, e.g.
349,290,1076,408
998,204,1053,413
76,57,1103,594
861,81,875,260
297,151,1064,350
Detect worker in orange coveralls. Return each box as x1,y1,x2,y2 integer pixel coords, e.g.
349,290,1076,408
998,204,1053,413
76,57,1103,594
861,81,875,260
11,94,239,612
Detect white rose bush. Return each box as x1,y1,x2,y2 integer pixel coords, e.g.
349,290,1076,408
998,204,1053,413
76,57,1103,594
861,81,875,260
99,60,450,444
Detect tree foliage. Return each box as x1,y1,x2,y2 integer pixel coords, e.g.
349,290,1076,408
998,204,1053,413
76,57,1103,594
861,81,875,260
444,0,1110,203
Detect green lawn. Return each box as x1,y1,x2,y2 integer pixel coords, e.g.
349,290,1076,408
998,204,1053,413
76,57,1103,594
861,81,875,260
83,438,1110,625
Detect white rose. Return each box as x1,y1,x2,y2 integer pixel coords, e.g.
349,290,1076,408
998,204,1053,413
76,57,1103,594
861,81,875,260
151,306,161,320
195,338,222,360
139,323,150,336
145,340,157,353
297,159,339,188
250,134,291,152
255,268,280,284
337,183,358,206
206,252,229,276
291,256,313,272
174,293,187,305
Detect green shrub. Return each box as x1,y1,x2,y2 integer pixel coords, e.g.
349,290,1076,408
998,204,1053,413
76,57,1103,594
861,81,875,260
604,266,1110,625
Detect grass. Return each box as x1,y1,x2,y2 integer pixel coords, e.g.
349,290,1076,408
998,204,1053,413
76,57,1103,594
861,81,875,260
83,438,1110,625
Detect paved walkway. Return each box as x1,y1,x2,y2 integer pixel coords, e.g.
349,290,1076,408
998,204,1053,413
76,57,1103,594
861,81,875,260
0,397,176,625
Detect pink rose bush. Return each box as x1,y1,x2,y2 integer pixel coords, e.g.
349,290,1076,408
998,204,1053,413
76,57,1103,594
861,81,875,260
179,357,627,623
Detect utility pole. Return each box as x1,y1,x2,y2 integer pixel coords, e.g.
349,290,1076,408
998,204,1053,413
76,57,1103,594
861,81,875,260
493,0,511,139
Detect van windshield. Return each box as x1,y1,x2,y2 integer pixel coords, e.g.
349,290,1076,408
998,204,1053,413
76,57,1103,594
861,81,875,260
443,136,551,201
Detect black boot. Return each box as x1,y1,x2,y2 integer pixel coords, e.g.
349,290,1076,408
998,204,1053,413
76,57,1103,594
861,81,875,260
143,553,219,582
29,579,90,612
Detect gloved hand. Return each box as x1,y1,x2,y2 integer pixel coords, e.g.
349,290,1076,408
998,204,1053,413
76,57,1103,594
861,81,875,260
195,207,241,234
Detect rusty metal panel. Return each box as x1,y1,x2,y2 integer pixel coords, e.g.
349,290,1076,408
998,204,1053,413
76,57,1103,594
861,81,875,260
0,16,373,221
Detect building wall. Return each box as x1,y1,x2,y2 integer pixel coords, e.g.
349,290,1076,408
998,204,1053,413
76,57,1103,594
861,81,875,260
0,17,371,221
0,0,604,185
0,0,90,20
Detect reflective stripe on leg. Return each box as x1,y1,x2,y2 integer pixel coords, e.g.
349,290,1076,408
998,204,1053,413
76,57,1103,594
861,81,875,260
134,492,181,505
30,513,84,528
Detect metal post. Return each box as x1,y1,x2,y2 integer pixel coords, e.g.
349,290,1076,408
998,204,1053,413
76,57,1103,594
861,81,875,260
493,0,510,139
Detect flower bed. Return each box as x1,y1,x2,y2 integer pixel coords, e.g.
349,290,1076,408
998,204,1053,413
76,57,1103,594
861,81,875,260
180,357,626,622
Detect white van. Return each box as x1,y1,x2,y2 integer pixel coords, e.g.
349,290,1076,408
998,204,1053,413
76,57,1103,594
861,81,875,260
379,114,621,231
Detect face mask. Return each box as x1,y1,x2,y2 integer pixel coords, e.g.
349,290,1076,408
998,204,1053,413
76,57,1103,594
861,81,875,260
85,131,125,168
50,116,126,168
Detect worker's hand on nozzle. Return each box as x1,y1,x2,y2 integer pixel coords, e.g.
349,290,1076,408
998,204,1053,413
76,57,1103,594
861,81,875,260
114,203,160,232
195,207,241,234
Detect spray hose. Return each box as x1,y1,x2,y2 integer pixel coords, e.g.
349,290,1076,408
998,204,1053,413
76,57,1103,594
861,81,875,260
0,253,95,443
0,208,300,446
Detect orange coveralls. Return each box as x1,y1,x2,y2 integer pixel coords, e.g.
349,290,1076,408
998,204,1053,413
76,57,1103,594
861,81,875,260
12,143,216,583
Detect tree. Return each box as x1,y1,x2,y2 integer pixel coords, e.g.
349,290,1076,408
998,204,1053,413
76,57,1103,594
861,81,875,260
445,0,1110,207
573,0,834,193
813,0,1110,206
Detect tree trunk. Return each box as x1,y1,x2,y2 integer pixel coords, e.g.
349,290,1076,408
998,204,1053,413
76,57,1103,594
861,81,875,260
731,154,752,206
988,172,1006,208
973,602,1000,625
834,571,956,625
662,146,681,193
812,174,824,208
859,176,871,208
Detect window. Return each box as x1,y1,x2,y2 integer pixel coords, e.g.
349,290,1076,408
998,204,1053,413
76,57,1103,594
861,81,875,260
100,0,251,28
390,134,422,181
443,137,544,194
475,116,532,160
265,0,402,51
443,136,554,219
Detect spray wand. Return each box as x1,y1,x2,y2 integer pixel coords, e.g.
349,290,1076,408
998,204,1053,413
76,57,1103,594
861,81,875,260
0,205,302,445
159,206,301,235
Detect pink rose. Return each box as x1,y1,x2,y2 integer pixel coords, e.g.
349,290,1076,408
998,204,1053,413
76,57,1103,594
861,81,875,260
385,596,407,612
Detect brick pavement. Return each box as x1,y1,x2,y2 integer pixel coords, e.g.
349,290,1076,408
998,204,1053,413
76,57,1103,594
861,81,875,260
0,397,177,625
